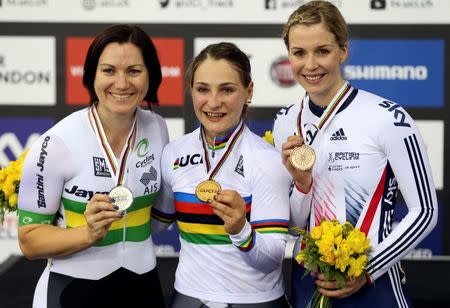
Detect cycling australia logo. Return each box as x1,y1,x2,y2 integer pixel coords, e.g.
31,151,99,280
135,138,155,169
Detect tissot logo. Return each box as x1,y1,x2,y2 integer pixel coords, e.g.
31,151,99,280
93,157,111,177
371,0,386,9
160,0,169,8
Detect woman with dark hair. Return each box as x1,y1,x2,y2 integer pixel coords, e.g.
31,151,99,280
153,42,291,307
18,24,168,307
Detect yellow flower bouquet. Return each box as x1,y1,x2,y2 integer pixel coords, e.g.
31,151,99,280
0,150,28,220
292,219,371,308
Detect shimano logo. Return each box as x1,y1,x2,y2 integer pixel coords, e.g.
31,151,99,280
330,128,347,141
344,65,428,80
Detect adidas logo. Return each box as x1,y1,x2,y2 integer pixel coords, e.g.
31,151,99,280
330,128,347,141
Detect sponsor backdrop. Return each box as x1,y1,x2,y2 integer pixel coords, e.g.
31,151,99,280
0,0,449,263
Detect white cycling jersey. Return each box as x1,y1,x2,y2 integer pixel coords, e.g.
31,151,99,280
273,84,437,285
153,121,291,304
18,107,168,280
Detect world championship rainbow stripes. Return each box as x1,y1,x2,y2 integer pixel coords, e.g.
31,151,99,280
174,192,288,250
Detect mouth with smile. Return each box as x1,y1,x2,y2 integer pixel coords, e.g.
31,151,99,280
303,73,325,84
204,111,226,121
110,92,134,100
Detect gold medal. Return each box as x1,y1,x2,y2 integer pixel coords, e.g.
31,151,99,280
109,185,133,211
195,180,222,202
290,144,316,171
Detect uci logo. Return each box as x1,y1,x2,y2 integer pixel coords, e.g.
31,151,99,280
172,154,203,170
135,138,150,158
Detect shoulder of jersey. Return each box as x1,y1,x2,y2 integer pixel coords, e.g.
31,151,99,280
164,128,198,151
47,108,89,138
274,103,299,122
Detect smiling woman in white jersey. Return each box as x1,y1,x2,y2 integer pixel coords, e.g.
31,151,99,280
152,42,291,307
272,1,438,307
17,25,168,308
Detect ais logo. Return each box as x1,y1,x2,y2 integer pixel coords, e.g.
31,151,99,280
0,117,54,167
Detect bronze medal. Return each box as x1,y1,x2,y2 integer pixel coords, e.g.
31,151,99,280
195,180,222,202
109,185,134,211
290,144,316,171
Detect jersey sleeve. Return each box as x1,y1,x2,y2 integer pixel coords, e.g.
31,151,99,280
272,107,285,152
272,107,312,231
229,146,290,273
18,133,73,226
365,104,438,281
151,143,176,234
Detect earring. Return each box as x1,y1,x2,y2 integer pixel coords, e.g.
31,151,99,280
246,100,252,104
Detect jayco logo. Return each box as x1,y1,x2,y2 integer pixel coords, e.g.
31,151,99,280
36,136,50,172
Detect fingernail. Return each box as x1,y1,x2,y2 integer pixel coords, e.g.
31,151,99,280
110,197,116,203
119,211,125,216
213,195,218,201
113,205,119,210
207,199,213,204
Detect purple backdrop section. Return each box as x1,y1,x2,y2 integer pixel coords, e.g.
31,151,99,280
0,117,54,162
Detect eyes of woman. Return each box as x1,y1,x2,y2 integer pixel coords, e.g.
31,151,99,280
98,66,143,76
291,48,331,57
194,85,237,94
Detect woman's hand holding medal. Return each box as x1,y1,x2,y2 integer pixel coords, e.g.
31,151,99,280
208,190,247,235
83,193,124,245
282,135,313,193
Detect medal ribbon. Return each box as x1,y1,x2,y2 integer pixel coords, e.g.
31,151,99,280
200,121,245,180
297,81,352,143
89,105,136,186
